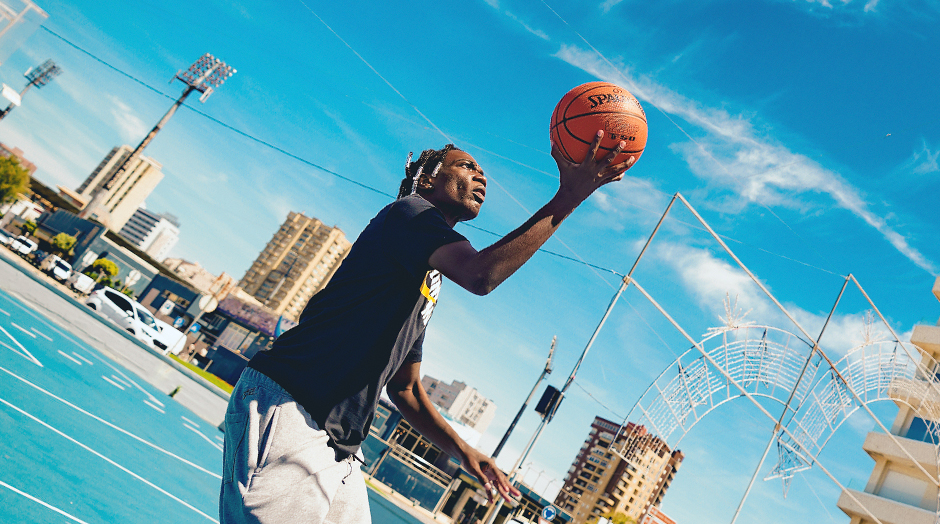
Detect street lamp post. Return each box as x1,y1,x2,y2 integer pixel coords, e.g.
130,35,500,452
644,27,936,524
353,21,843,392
79,53,235,223
491,336,555,458
0,59,61,121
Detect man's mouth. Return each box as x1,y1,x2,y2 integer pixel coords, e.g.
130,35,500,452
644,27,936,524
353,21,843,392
473,188,486,203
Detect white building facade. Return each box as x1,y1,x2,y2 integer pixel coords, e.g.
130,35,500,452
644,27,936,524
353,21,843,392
118,207,179,261
837,276,940,524
76,145,164,231
421,376,496,434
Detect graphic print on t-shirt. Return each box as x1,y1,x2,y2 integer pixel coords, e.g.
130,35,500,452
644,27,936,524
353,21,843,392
419,270,442,326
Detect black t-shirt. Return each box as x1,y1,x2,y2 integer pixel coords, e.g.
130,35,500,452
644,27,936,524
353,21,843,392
248,195,466,458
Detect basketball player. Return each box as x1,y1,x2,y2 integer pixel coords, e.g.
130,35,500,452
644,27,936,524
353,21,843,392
220,131,633,523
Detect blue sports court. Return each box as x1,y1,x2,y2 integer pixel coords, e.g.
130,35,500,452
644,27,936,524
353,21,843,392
0,287,422,523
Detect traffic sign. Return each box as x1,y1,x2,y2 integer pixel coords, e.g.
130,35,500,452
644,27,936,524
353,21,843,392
541,505,557,521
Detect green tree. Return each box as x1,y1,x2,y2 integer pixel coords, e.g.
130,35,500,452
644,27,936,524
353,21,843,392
20,219,37,237
0,155,29,207
50,232,77,256
86,258,119,285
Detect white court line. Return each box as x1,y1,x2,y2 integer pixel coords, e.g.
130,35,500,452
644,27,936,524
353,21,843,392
71,352,93,365
0,479,90,524
148,396,165,408
0,397,219,523
101,376,125,390
183,424,223,452
0,307,9,315
181,415,199,427
110,374,133,388
144,399,165,414
0,325,43,366
214,435,224,442
11,322,37,338
0,365,221,479
31,327,53,341
57,350,82,366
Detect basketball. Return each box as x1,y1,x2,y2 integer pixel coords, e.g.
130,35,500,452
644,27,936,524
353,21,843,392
550,81,647,167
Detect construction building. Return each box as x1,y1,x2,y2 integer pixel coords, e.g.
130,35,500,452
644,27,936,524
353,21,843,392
555,416,683,524
238,211,351,321
422,375,497,433
75,145,164,231
837,276,940,524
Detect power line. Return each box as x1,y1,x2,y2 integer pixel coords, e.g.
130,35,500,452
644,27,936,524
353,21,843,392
38,24,841,281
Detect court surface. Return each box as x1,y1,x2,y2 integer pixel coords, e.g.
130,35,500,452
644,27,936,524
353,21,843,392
0,287,424,524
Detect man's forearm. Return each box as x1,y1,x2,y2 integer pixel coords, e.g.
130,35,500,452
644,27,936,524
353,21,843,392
390,386,470,460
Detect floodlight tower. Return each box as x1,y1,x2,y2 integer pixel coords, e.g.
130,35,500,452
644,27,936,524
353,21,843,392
79,53,235,222
0,59,61,121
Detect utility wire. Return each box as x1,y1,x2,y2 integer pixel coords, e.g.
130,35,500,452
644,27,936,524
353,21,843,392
38,24,840,281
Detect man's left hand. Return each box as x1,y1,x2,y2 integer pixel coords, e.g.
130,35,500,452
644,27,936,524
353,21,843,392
462,448,521,504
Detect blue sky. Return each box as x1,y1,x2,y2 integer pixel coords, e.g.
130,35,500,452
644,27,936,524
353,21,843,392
1,0,939,522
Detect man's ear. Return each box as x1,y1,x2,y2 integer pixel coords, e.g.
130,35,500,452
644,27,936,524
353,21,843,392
416,174,434,194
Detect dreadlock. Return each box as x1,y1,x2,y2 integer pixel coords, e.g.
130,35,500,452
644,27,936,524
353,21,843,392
396,144,461,199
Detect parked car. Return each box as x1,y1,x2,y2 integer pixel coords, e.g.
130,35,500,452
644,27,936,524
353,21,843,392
10,236,37,256
85,287,161,346
152,316,187,355
68,272,96,295
0,229,13,245
41,254,72,282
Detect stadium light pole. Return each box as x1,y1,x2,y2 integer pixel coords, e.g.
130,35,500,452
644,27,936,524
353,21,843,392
0,59,61,121
79,53,235,222
490,336,555,459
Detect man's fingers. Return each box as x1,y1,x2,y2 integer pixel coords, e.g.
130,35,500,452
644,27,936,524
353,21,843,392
585,130,604,163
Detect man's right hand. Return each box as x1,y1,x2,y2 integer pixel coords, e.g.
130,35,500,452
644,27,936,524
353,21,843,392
551,130,635,209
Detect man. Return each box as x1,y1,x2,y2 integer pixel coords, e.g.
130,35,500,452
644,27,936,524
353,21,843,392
220,131,633,523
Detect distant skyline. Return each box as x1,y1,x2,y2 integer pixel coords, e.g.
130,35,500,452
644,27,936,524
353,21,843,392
1,1,938,523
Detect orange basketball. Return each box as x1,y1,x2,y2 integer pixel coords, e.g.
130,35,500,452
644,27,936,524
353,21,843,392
550,81,647,167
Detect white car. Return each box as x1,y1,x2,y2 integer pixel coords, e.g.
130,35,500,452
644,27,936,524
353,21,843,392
41,255,72,282
152,316,187,355
68,272,96,294
85,287,161,346
0,229,13,245
10,235,37,256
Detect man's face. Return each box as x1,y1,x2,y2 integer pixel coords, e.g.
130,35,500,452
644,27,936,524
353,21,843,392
422,150,487,225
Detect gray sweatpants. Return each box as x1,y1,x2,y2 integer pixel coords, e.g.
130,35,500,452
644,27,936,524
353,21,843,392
220,368,371,524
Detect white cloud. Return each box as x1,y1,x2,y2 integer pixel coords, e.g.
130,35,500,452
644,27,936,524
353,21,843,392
552,44,938,275
910,141,939,175
108,95,148,142
504,11,550,41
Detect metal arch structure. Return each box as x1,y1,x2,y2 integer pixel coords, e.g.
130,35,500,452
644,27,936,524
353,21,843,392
564,193,940,524
613,321,940,500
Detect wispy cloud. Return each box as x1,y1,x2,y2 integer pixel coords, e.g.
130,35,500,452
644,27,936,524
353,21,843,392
909,140,939,175
481,0,550,40
552,45,937,275
108,95,148,142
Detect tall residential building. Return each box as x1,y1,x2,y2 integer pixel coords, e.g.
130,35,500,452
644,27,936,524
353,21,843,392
555,416,683,524
239,211,351,321
421,376,497,434
76,145,164,231
118,208,180,261
836,276,940,524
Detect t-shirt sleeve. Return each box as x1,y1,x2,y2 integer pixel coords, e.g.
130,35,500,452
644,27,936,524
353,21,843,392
382,198,467,277
404,331,424,363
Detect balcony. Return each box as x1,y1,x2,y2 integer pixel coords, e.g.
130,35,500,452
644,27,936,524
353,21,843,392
862,431,939,470
911,324,940,359
837,488,935,524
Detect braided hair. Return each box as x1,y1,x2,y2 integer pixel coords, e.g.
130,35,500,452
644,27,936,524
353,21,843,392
397,144,461,199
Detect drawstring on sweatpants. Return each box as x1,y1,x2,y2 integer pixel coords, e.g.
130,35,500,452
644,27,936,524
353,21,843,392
341,457,353,484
